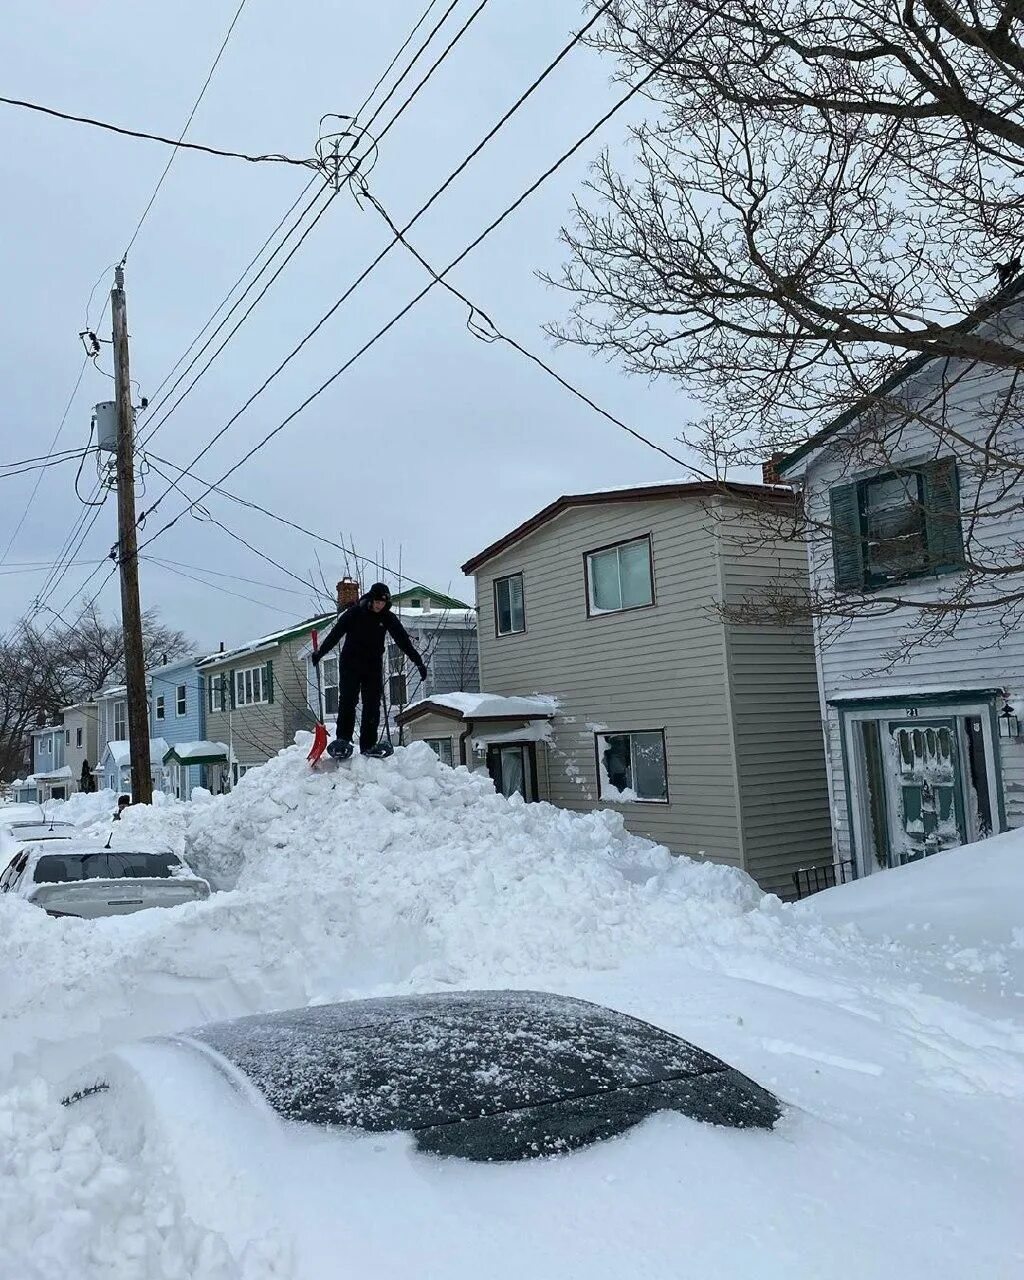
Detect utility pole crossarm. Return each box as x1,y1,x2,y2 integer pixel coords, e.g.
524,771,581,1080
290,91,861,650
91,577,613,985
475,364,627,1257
111,267,153,804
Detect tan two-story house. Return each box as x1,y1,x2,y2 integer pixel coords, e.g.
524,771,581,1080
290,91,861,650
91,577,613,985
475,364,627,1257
404,481,832,899
199,612,334,786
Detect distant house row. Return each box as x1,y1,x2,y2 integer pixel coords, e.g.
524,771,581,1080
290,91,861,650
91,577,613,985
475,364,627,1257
12,582,479,804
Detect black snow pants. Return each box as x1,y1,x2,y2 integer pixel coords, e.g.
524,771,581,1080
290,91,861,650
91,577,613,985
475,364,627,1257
337,663,384,751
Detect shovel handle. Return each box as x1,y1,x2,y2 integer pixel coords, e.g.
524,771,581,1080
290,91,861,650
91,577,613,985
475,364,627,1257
311,630,325,722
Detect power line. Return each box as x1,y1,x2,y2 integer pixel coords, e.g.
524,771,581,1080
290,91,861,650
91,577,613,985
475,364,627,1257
135,4,613,533
0,93,315,171
144,451,415,583
144,175,321,411
142,554,314,598
0,355,90,568
359,0,466,134
137,0,492,454
368,0,493,151
357,186,689,469
121,0,252,263
353,0,447,122
135,60,665,561
142,557,298,617
137,180,336,451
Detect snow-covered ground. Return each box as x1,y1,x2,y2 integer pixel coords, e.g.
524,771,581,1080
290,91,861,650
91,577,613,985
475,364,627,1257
1,741,1022,1279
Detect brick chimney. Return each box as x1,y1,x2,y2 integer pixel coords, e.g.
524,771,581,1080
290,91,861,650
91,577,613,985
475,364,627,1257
337,577,360,609
761,452,787,485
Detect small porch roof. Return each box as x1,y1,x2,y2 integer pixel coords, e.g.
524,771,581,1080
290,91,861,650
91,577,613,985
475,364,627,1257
398,692,557,726
163,740,229,766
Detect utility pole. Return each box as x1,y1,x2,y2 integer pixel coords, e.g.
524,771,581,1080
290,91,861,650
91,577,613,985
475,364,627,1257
111,266,153,804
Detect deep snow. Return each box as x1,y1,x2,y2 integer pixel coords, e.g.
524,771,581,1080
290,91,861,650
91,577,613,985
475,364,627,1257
1,740,1022,1280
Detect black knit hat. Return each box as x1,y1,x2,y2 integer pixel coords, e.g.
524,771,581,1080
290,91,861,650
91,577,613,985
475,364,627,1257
368,582,391,603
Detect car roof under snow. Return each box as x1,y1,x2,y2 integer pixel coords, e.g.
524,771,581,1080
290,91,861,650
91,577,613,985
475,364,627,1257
171,989,780,1161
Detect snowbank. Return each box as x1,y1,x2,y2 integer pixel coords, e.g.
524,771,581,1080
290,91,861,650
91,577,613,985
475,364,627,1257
0,741,766,1080
801,826,1024,989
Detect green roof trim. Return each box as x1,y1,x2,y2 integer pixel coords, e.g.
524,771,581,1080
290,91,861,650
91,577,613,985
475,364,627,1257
392,585,471,609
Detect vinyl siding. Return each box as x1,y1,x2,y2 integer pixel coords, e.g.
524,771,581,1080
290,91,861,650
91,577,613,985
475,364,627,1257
475,499,743,867
202,647,287,769
62,706,99,789
150,662,206,792
717,514,833,899
798,350,1024,861
401,713,474,769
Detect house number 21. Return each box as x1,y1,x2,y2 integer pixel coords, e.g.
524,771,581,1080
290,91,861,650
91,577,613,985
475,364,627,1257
904,708,920,718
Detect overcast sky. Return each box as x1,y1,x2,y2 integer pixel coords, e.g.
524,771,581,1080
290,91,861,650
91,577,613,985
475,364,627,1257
0,1,699,654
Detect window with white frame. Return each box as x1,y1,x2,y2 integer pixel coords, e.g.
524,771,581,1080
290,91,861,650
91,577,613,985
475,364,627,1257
318,654,340,716
235,664,268,706
76,727,83,748
114,700,127,740
494,573,525,636
155,695,165,721
208,675,225,713
65,729,70,745
424,737,454,766
176,684,187,717
585,536,654,615
596,730,668,802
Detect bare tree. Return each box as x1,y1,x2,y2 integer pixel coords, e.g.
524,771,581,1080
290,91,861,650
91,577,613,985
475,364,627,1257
549,0,1024,644
0,605,193,781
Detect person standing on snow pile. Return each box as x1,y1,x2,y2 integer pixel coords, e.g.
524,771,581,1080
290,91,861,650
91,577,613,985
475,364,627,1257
311,581,428,760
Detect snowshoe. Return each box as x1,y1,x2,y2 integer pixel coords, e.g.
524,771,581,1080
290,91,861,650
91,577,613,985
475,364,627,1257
327,739,354,761
363,741,395,759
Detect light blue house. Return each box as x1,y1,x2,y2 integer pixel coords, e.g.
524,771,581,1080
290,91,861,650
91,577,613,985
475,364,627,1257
93,680,168,796
28,723,72,801
149,655,227,800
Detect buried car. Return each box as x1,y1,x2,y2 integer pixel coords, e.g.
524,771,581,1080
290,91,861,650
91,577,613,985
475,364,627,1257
0,840,210,918
60,992,782,1275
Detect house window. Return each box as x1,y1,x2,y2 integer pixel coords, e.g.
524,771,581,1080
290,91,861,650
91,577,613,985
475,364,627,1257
388,643,404,674
208,675,226,713
830,457,965,591
596,731,668,803
234,664,269,706
424,737,454,766
319,654,340,717
76,728,83,749
585,536,654,615
155,695,166,721
114,701,127,740
389,674,408,706
65,730,71,745
494,573,525,636
176,684,187,717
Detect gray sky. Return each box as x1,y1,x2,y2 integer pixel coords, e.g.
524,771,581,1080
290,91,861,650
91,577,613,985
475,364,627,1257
0,0,696,654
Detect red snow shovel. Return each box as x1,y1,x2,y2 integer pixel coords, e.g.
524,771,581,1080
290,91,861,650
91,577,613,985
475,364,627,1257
308,628,329,765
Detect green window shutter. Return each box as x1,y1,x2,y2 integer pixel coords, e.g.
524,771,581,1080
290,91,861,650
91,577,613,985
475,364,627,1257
229,671,236,710
829,483,864,591
920,457,965,572
265,660,274,704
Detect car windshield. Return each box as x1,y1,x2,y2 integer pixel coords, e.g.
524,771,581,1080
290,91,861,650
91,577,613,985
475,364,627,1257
187,990,781,1160
34,852,180,883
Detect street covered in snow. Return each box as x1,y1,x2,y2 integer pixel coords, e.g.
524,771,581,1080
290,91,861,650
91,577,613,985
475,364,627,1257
1,740,1023,1280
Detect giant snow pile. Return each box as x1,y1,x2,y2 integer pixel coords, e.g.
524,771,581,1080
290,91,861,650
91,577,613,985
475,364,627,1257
1,740,771,1078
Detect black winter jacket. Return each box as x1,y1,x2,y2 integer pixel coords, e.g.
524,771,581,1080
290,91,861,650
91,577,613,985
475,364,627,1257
314,594,424,673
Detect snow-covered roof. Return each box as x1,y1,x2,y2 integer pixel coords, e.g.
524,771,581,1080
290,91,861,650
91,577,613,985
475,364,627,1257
100,738,170,768
30,724,62,737
198,615,335,668
402,692,557,722
94,683,128,701
33,766,73,782
163,740,229,764
828,684,1002,704
393,607,476,626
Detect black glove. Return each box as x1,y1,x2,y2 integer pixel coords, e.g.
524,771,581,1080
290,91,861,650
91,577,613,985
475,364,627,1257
416,659,428,681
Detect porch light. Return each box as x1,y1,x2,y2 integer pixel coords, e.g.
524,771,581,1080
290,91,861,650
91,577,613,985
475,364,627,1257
998,702,1020,739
